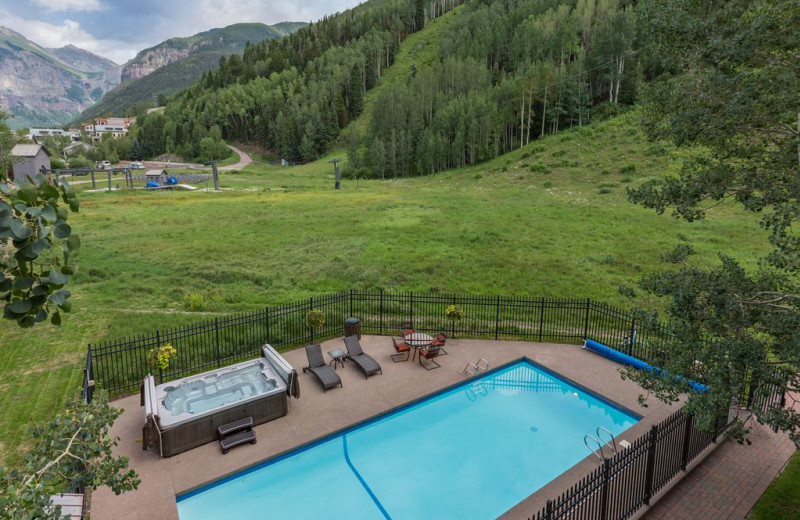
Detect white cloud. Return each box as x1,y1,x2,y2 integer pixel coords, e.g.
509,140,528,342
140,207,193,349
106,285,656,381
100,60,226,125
0,11,135,63
27,0,106,12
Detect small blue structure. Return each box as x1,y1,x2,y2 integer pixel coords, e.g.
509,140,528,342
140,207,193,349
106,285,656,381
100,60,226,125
146,181,160,188
166,176,178,185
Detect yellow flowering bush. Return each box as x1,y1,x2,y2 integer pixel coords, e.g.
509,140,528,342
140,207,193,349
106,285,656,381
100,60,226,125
147,344,177,370
445,305,464,321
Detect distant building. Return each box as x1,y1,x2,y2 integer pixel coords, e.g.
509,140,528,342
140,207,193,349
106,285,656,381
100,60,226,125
11,143,51,183
82,117,136,142
29,128,69,139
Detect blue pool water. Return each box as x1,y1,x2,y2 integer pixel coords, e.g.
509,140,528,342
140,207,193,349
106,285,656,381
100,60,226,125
177,360,638,520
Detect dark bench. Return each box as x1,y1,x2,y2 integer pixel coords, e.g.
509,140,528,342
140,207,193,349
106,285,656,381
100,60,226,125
218,417,256,454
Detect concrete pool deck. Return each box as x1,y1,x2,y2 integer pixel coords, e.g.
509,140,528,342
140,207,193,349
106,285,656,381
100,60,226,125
90,337,690,519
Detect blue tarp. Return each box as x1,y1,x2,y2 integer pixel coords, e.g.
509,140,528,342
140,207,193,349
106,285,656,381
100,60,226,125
583,339,708,393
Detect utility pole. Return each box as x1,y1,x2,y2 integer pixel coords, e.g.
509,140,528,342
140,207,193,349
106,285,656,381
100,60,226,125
329,158,341,190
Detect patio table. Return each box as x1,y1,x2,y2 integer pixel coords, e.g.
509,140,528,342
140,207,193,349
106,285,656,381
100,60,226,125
404,332,433,360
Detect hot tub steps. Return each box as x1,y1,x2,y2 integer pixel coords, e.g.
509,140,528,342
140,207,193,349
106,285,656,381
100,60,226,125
218,417,256,454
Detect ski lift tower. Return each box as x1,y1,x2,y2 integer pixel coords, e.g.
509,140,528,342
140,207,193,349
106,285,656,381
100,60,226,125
329,158,341,190
203,160,220,191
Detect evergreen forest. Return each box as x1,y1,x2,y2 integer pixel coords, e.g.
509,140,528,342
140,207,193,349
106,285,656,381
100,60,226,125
133,0,651,175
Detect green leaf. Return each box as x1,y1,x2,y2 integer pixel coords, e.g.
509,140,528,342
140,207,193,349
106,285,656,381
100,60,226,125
49,289,71,306
12,277,35,290
40,205,57,222
68,198,80,212
0,279,11,292
7,299,32,314
34,309,47,323
60,300,72,313
45,270,69,286
66,235,81,252
16,185,38,204
9,219,31,240
40,184,59,200
25,207,41,218
50,311,61,326
53,222,72,239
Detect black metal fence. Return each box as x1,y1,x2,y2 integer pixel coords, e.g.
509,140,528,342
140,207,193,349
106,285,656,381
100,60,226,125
86,292,662,398
83,291,782,409
531,409,728,520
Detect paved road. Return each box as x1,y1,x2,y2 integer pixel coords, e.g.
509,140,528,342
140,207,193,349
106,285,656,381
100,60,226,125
220,145,253,171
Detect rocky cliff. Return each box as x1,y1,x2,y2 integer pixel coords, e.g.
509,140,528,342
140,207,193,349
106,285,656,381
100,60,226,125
0,27,120,130
119,23,300,82
78,22,306,122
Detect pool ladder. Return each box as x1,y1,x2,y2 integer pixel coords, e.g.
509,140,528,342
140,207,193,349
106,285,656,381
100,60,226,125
463,358,489,376
584,426,618,462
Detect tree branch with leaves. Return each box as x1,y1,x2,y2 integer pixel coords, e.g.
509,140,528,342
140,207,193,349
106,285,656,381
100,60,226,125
0,111,80,327
625,0,800,445
0,393,139,519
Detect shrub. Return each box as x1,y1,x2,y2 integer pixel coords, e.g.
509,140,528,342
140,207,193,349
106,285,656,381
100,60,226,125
598,187,614,194
306,309,325,329
620,163,637,174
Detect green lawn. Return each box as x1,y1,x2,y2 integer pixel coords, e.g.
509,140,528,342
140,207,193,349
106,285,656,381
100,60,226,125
0,112,767,466
750,451,800,520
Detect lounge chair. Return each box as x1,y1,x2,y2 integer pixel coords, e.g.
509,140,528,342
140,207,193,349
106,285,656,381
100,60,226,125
391,337,411,362
343,335,382,378
302,344,342,392
418,344,442,370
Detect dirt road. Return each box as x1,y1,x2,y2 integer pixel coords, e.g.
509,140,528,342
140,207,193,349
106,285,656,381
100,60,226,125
220,145,253,171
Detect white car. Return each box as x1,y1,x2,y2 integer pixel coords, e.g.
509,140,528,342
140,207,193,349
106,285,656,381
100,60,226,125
129,162,145,170
97,160,112,169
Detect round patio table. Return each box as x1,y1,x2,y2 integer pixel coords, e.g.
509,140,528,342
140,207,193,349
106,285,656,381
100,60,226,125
404,332,433,360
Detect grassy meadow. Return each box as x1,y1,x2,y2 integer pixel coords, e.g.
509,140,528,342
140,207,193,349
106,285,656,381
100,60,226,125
0,112,768,465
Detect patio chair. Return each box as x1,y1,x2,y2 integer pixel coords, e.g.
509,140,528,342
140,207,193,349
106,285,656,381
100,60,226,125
302,344,342,392
343,335,383,378
432,332,448,355
418,344,442,370
391,337,411,362
400,321,415,336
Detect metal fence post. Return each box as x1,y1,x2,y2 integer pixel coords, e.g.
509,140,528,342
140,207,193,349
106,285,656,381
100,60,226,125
583,298,591,339
627,317,636,356
409,292,414,325
214,318,221,367
545,499,553,520
494,295,501,340
644,425,658,505
265,307,270,344
451,295,457,338
309,296,314,344
349,289,354,318
600,457,610,520
538,297,545,341
379,289,384,335
680,413,693,470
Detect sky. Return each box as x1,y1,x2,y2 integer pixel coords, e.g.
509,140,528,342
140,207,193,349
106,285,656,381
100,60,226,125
0,0,363,64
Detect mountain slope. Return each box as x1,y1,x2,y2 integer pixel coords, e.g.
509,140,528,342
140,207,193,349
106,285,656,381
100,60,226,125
0,26,120,130
74,22,305,121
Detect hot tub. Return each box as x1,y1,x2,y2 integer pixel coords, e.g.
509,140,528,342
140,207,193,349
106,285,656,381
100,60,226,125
143,344,299,457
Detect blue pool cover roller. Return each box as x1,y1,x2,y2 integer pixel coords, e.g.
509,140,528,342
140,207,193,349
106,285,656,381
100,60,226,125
583,339,708,393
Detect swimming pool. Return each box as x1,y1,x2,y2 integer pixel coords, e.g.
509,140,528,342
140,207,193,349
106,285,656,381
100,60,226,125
177,359,639,520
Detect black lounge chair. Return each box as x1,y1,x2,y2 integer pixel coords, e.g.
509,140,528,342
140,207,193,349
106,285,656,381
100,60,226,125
419,344,442,370
343,335,382,378
303,344,342,392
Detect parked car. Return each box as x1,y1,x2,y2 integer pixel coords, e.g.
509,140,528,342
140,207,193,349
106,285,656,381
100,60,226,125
97,160,111,169
129,162,145,170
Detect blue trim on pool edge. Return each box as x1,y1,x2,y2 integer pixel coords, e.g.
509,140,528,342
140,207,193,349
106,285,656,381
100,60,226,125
177,355,640,502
